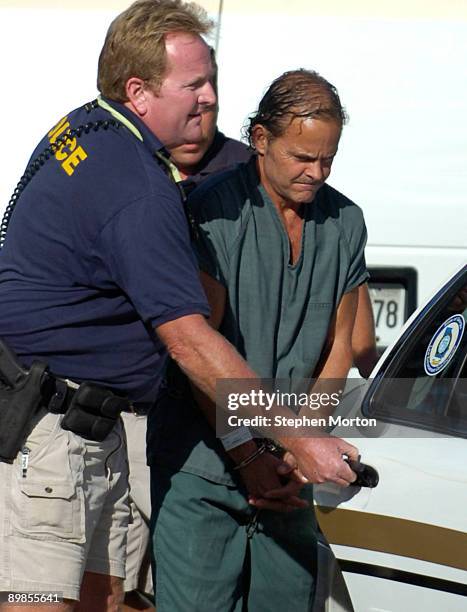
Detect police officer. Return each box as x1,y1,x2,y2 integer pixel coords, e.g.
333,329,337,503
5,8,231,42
121,53,252,611
0,2,296,611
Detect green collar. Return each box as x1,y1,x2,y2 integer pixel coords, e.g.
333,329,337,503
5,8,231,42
154,151,183,183
97,96,143,142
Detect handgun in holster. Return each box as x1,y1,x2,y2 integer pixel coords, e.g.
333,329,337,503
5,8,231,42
0,340,48,463
0,339,131,463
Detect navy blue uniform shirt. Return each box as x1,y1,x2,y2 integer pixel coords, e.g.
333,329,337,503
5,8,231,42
0,98,209,402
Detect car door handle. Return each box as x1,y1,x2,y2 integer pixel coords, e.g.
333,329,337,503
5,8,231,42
345,456,380,488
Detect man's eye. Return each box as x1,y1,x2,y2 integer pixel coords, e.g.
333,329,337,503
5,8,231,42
186,80,204,90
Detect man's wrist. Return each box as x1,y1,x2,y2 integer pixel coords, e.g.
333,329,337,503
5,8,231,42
232,443,267,470
277,436,305,456
227,439,258,465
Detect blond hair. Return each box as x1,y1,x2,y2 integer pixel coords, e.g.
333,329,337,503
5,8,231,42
97,0,213,102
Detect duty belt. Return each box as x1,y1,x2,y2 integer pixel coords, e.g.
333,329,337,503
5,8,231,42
41,375,130,416
43,375,151,416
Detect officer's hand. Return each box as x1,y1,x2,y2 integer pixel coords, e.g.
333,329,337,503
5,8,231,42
287,437,359,487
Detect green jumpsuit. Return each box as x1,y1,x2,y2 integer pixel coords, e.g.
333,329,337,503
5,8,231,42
148,158,368,611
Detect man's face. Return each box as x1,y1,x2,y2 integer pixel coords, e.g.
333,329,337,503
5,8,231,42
169,104,218,174
139,32,216,149
255,117,341,208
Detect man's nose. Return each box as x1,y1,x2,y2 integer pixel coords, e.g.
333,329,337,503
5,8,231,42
198,80,217,108
305,161,325,183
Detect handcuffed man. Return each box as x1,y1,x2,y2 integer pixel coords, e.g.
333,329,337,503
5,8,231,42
148,69,367,611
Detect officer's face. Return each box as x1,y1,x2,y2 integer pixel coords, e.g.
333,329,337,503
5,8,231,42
168,104,218,175
254,117,341,208
142,32,216,149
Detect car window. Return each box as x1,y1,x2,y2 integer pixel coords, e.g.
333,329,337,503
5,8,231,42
363,267,467,437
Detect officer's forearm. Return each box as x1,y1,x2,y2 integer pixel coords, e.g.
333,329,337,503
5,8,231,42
156,314,256,403
156,314,311,440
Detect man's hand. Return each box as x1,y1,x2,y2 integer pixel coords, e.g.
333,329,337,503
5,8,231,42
242,452,309,512
229,442,309,513
286,437,359,487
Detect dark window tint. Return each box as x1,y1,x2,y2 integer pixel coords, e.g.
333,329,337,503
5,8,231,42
363,267,467,437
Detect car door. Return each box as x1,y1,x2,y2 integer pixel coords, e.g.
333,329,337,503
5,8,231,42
314,264,467,612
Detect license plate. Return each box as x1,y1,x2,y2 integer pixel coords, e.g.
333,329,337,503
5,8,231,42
369,283,407,347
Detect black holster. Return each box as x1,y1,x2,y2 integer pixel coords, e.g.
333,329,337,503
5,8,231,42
0,360,48,463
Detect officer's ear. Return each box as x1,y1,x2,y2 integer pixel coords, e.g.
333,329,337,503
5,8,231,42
252,124,270,156
125,77,149,117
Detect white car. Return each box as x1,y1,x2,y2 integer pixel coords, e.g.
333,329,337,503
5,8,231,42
314,264,467,612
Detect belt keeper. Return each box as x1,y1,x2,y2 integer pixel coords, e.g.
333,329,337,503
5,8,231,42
48,378,70,414
232,443,267,470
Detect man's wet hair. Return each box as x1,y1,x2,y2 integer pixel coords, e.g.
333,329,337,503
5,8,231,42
245,69,348,148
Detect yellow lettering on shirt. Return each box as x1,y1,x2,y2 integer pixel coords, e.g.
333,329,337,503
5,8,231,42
61,146,88,176
48,116,69,140
47,115,88,176
55,136,77,161
49,121,70,145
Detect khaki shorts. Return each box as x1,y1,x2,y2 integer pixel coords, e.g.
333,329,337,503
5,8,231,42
121,412,153,595
0,409,130,601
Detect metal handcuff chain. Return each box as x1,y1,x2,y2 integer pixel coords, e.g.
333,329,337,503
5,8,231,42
0,101,122,249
